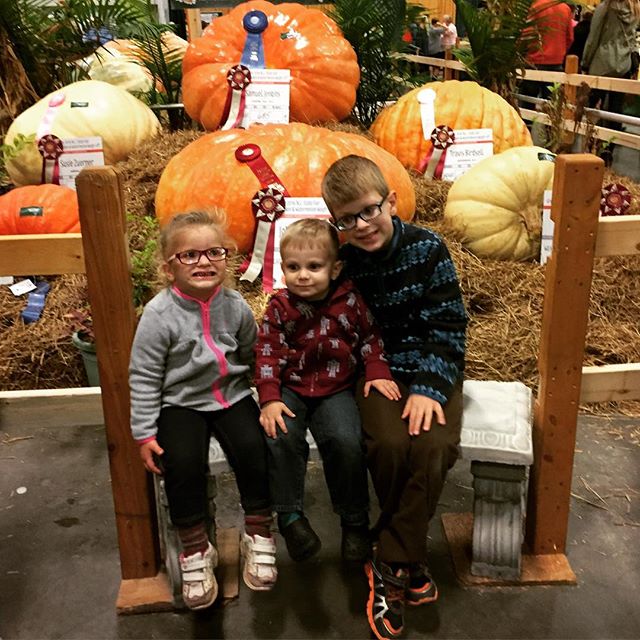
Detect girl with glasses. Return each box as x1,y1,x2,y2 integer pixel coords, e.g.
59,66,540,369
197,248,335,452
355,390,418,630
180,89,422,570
129,210,277,609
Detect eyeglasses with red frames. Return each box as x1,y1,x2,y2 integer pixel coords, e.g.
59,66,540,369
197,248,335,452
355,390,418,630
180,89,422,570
332,195,388,232
168,247,229,265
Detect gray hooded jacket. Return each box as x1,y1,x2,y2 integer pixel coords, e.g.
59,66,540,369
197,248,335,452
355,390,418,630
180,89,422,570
583,0,639,77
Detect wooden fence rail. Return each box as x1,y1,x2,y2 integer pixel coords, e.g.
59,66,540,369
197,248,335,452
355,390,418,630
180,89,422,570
394,52,640,150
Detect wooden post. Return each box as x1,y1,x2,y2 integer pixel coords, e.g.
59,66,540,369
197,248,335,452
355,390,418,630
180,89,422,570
75,167,161,581
562,55,579,146
525,154,605,555
444,49,453,81
185,8,203,40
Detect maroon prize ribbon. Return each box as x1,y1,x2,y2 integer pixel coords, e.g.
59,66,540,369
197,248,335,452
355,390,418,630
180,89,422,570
235,143,290,290
600,183,631,216
38,134,64,185
221,65,252,130
418,125,455,179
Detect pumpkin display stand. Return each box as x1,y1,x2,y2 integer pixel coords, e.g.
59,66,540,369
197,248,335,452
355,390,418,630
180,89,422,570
0,126,639,419
71,331,99,387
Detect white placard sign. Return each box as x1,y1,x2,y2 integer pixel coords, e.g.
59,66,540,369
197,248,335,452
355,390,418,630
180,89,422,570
441,129,494,181
272,197,332,289
540,189,554,265
9,278,36,296
241,69,291,128
58,137,105,190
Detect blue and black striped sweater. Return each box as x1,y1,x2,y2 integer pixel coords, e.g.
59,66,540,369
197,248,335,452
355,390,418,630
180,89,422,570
341,217,467,405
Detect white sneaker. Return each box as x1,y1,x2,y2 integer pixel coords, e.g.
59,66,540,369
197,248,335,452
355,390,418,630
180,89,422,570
241,533,277,591
179,542,218,609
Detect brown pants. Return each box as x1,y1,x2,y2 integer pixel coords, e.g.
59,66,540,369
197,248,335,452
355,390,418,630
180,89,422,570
356,378,463,564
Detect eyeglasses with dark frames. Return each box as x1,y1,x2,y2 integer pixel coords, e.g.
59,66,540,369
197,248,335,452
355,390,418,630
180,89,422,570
332,196,387,232
168,247,229,265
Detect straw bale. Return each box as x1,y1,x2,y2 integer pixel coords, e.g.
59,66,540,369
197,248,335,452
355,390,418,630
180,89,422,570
0,129,638,417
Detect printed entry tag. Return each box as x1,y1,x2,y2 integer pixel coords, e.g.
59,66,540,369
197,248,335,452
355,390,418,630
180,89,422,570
241,69,291,128
540,190,554,265
58,137,105,189
440,129,494,181
9,279,36,296
272,198,331,289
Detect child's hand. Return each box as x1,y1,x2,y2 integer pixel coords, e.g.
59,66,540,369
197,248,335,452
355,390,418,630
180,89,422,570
139,439,164,475
259,401,296,438
402,394,446,436
364,379,402,401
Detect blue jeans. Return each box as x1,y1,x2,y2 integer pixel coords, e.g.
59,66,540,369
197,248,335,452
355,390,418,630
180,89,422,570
265,387,369,524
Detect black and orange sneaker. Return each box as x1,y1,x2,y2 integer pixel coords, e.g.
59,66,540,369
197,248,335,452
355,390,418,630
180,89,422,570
406,563,438,606
365,558,408,640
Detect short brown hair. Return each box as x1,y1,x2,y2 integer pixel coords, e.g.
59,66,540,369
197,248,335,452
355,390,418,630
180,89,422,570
159,209,233,259
321,155,389,214
280,219,339,261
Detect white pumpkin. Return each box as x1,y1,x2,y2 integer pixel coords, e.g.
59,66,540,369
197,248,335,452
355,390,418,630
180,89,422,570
5,80,161,186
444,146,556,261
83,35,189,95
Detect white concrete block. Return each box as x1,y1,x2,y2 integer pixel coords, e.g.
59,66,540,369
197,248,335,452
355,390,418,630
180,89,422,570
460,381,534,465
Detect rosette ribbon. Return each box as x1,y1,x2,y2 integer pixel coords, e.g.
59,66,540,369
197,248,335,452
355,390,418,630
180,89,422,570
220,10,268,130
600,183,631,216
36,92,66,184
236,143,290,291
38,134,64,185
418,125,455,179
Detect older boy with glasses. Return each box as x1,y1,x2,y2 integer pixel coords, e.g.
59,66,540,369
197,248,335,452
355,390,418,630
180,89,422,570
322,155,467,640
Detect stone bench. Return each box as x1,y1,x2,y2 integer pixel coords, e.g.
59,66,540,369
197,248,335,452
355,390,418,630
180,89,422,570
155,380,533,603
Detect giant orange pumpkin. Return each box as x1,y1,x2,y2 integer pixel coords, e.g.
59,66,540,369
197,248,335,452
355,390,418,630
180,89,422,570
182,0,360,130
371,81,532,171
0,185,80,235
155,123,415,252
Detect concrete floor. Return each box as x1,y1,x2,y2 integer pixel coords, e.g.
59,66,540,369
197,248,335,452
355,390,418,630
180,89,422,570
1,414,639,639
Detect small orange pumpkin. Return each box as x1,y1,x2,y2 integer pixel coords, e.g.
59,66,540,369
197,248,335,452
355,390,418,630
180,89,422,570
155,123,415,253
0,185,80,235
182,0,360,130
371,80,533,171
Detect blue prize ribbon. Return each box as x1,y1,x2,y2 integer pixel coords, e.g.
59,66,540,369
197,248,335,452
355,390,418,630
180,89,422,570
21,281,51,324
240,10,268,68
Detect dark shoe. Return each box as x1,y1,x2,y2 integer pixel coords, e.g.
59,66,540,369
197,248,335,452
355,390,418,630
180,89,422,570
280,516,321,562
341,524,372,563
365,558,408,640
406,562,438,606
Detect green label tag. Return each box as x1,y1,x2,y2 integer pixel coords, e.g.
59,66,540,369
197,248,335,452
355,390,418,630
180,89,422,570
538,152,556,162
19,206,43,217
70,101,89,108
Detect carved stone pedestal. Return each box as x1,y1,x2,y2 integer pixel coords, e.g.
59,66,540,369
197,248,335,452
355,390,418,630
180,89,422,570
470,461,528,580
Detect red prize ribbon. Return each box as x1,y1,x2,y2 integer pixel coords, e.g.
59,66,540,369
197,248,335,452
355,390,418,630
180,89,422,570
38,134,64,185
221,65,252,130
236,143,290,290
418,125,455,179
600,183,631,216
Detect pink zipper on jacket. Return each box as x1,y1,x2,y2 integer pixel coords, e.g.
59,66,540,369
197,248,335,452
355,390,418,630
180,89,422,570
173,286,230,409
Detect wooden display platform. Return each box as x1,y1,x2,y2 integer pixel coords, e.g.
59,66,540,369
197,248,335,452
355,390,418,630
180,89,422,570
441,513,577,586
116,527,240,614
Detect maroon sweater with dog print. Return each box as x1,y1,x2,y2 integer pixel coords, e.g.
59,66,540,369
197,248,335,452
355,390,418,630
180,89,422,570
255,279,392,405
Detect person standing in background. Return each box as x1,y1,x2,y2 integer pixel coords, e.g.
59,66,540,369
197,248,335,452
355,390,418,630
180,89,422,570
441,15,458,50
522,0,574,98
582,0,640,110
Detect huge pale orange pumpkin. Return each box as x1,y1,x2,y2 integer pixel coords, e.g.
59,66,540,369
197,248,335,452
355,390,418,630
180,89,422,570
0,184,79,235
155,123,415,253
371,81,532,171
182,0,359,130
